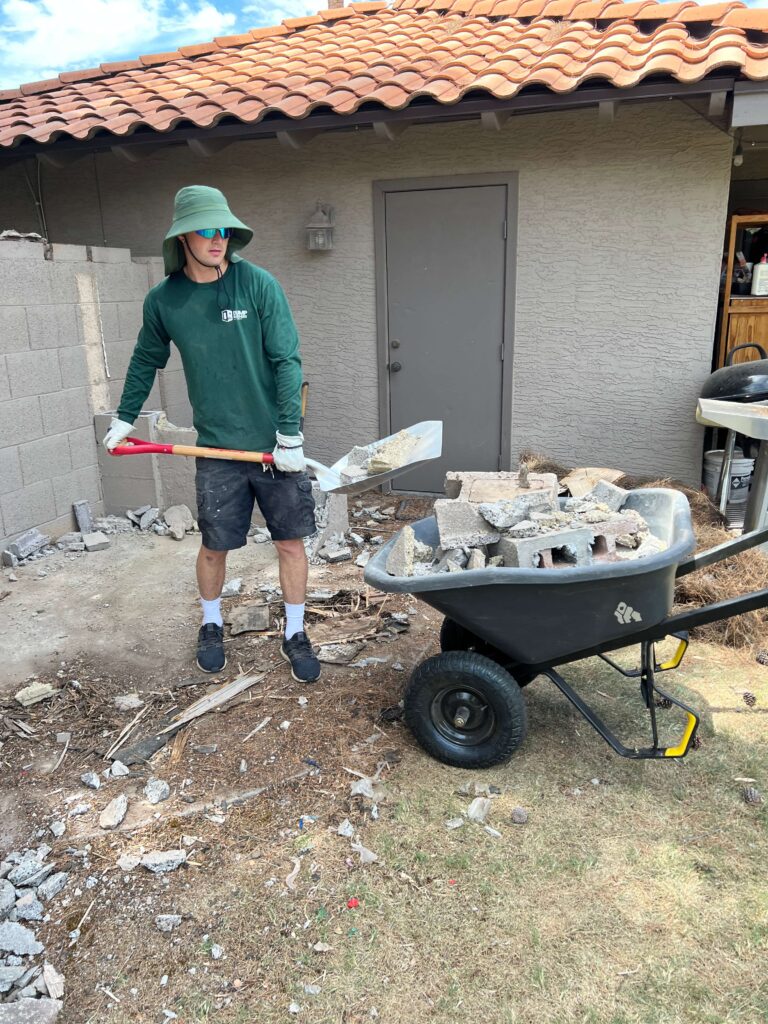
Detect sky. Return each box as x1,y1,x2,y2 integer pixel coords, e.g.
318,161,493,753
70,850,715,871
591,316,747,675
2,0,768,91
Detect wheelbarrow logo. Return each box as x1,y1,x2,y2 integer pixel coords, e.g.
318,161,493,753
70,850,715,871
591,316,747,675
614,601,643,624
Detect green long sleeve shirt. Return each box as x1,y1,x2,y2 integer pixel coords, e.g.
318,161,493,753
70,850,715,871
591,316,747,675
117,258,303,451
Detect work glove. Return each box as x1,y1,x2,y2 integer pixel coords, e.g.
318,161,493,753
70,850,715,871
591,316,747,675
272,431,306,473
102,417,134,451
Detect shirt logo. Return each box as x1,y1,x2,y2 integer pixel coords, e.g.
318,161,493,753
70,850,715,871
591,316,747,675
221,309,248,322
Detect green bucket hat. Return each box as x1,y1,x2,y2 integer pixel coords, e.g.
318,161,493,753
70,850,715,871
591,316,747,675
163,185,253,275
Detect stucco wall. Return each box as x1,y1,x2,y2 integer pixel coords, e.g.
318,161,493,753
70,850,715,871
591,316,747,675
1,101,732,483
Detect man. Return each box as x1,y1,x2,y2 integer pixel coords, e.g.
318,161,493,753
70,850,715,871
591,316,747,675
103,185,320,683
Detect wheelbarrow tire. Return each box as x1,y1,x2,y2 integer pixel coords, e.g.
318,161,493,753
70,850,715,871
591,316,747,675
404,651,527,769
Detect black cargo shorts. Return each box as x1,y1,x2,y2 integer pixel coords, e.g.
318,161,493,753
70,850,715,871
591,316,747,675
195,458,316,551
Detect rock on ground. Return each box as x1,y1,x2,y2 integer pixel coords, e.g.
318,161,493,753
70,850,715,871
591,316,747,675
0,922,44,956
140,851,187,874
143,778,171,805
37,872,68,902
99,794,128,830
0,998,63,1022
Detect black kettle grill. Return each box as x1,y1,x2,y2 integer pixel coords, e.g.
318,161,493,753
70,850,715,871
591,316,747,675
700,344,768,522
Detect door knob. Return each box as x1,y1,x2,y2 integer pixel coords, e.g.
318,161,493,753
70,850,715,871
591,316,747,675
390,361,402,372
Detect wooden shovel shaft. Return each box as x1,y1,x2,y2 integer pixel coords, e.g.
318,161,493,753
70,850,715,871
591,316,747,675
171,443,273,464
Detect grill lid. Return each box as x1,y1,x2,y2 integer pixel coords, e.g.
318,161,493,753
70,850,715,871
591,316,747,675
700,344,768,403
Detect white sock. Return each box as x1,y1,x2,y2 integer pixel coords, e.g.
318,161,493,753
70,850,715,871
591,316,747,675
284,602,305,640
201,597,223,627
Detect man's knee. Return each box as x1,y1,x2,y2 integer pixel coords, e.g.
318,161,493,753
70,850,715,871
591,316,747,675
273,538,306,560
200,545,228,563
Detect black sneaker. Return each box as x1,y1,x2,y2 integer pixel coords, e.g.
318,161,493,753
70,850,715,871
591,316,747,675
281,631,321,683
197,623,226,673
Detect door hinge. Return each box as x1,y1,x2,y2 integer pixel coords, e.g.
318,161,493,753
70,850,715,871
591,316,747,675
502,220,507,240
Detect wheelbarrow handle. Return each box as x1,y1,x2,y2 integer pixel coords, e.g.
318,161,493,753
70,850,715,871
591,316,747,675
110,438,274,464
675,524,768,577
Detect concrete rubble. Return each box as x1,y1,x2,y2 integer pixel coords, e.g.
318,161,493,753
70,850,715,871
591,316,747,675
227,600,270,635
0,845,67,1015
386,470,667,576
99,794,128,831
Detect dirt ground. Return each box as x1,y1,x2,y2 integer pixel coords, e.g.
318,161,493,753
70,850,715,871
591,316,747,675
1,493,766,1024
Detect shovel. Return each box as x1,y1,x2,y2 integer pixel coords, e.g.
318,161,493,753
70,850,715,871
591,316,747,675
109,420,443,496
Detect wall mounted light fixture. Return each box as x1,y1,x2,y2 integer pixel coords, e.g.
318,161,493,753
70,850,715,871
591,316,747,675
306,202,334,251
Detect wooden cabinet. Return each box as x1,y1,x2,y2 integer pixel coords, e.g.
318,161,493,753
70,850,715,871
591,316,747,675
718,214,768,367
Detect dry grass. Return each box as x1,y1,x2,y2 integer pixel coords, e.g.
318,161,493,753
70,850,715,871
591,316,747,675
60,644,768,1024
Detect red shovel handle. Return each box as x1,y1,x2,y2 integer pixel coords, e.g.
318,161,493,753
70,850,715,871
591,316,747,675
110,438,275,464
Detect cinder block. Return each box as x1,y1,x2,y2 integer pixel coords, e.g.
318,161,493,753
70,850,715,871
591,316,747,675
93,262,150,303
88,246,132,264
95,411,160,482
68,425,98,469
19,434,72,486
41,387,92,434
479,492,558,530
26,304,81,350
0,307,30,353
495,527,594,569
153,418,197,510
386,525,415,577
0,240,45,261
7,348,62,398
78,301,119,346
58,346,89,389
0,263,54,306
116,300,143,341
0,480,57,536
434,499,500,549
51,243,88,262
160,369,193,427
100,474,159,516
0,396,44,446
0,446,23,492
52,464,101,517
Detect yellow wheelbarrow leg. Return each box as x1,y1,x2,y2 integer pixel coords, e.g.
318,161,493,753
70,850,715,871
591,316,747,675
652,681,700,758
658,633,689,672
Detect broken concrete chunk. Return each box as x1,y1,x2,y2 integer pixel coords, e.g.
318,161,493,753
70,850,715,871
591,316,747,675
488,555,504,567
317,642,365,665
0,966,26,994
221,578,242,598
37,872,69,902
478,492,555,530
109,760,130,778
434,500,500,549
72,499,94,534
385,525,415,578
163,504,194,540
144,778,171,805
99,794,128,831
7,529,49,561
413,538,434,563
0,998,63,1022
0,881,15,921
116,854,140,872
467,797,492,824
42,964,65,1000
155,914,182,933
320,539,352,563
80,772,101,790
49,821,66,839
466,549,486,571
7,857,47,889
139,508,159,531
0,922,43,957
140,850,187,874
14,683,57,708
435,547,468,573
82,531,110,552
14,894,43,923
586,479,628,512
227,600,270,635
113,693,144,712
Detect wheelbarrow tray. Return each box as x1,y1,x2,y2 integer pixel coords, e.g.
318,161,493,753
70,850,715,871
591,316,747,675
365,488,696,667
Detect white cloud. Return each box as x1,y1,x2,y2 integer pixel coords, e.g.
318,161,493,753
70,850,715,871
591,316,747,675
242,0,319,22
0,0,237,89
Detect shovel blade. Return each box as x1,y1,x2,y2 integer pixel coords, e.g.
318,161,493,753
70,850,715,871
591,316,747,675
308,421,443,495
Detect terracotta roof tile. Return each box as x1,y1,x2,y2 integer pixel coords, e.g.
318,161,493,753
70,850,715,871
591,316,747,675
2,0,768,150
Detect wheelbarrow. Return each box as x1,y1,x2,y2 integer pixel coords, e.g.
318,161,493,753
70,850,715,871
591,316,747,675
365,488,768,768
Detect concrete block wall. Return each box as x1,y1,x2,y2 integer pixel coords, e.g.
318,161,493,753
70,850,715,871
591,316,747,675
0,239,181,548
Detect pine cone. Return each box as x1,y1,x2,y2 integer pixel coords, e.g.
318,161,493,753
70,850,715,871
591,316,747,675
743,691,757,708
756,649,768,667
692,734,703,750
743,786,764,805
654,697,673,710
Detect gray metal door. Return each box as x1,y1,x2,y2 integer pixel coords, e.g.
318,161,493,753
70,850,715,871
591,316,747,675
383,184,508,493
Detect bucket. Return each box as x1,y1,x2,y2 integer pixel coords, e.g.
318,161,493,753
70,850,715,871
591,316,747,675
703,448,754,504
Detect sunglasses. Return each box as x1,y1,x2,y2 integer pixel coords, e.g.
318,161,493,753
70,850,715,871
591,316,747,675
194,228,233,239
